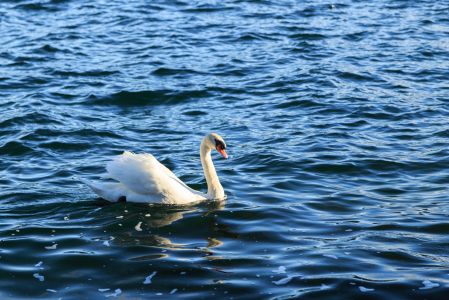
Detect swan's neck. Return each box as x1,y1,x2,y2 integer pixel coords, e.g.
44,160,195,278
200,140,224,199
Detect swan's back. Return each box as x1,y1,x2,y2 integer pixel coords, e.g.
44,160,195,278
106,151,205,204
107,152,163,195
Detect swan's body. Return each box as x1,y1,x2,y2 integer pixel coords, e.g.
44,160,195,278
82,133,228,205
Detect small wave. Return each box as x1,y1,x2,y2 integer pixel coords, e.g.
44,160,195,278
182,5,235,13
337,71,382,82
0,112,63,128
433,129,449,137
237,32,278,41
275,99,325,109
289,33,328,40
15,3,59,12
37,44,62,53
342,31,372,42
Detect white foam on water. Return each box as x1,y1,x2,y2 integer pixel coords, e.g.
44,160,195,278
323,254,338,260
98,288,110,292
419,280,439,290
135,222,143,231
33,273,45,282
273,275,294,285
35,261,43,267
143,271,157,284
106,289,122,297
359,286,374,292
273,266,286,274
45,244,57,250
170,288,178,294
46,289,57,293
103,241,110,247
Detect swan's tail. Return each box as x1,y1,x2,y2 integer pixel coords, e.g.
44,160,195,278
80,178,126,202
80,178,111,201
80,178,100,194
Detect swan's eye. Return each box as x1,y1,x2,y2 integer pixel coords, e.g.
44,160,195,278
214,138,228,159
214,139,226,150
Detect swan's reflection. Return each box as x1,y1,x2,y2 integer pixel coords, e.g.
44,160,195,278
98,200,229,259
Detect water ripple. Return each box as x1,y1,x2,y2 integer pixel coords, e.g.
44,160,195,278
1,0,449,298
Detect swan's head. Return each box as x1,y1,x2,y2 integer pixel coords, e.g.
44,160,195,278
205,133,228,159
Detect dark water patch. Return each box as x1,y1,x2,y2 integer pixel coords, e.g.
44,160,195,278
39,141,101,152
433,129,449,138
342,31,372,42
0,141,33,156
152,67,203,76
182,4,236,13
14,55,51,64
304,162,363,175
237,32,278,41
68,128,122,139
15,3,60,12
52,70,119,77
370,187,407,196
419,223,449,235
389,133,426,141
49,92,77,100
0,129,19,138
316,106,351,116
366,223,449,235
5,60,30,67
88,89,212,107
37,44,63,54
338,120,370,128
289,32,328,41
352,110,398,121
274,99,325,109
182,110,208,116
305,200,360,214
0,77,50,90
337,71,383,82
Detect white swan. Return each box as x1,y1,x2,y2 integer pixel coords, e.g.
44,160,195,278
82,133,228,205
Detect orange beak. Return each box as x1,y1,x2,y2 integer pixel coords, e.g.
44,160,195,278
217,147,228,159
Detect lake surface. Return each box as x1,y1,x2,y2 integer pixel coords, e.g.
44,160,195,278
1,0,449,299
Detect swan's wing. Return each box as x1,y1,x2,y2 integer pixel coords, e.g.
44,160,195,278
81,178,164,203
106,151,203,202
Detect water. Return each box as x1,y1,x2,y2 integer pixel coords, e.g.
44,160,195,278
1,0,449,298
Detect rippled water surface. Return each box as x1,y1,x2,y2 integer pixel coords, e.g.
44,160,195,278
1,0,449,299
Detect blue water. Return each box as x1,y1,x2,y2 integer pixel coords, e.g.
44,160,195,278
1,0,449,299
